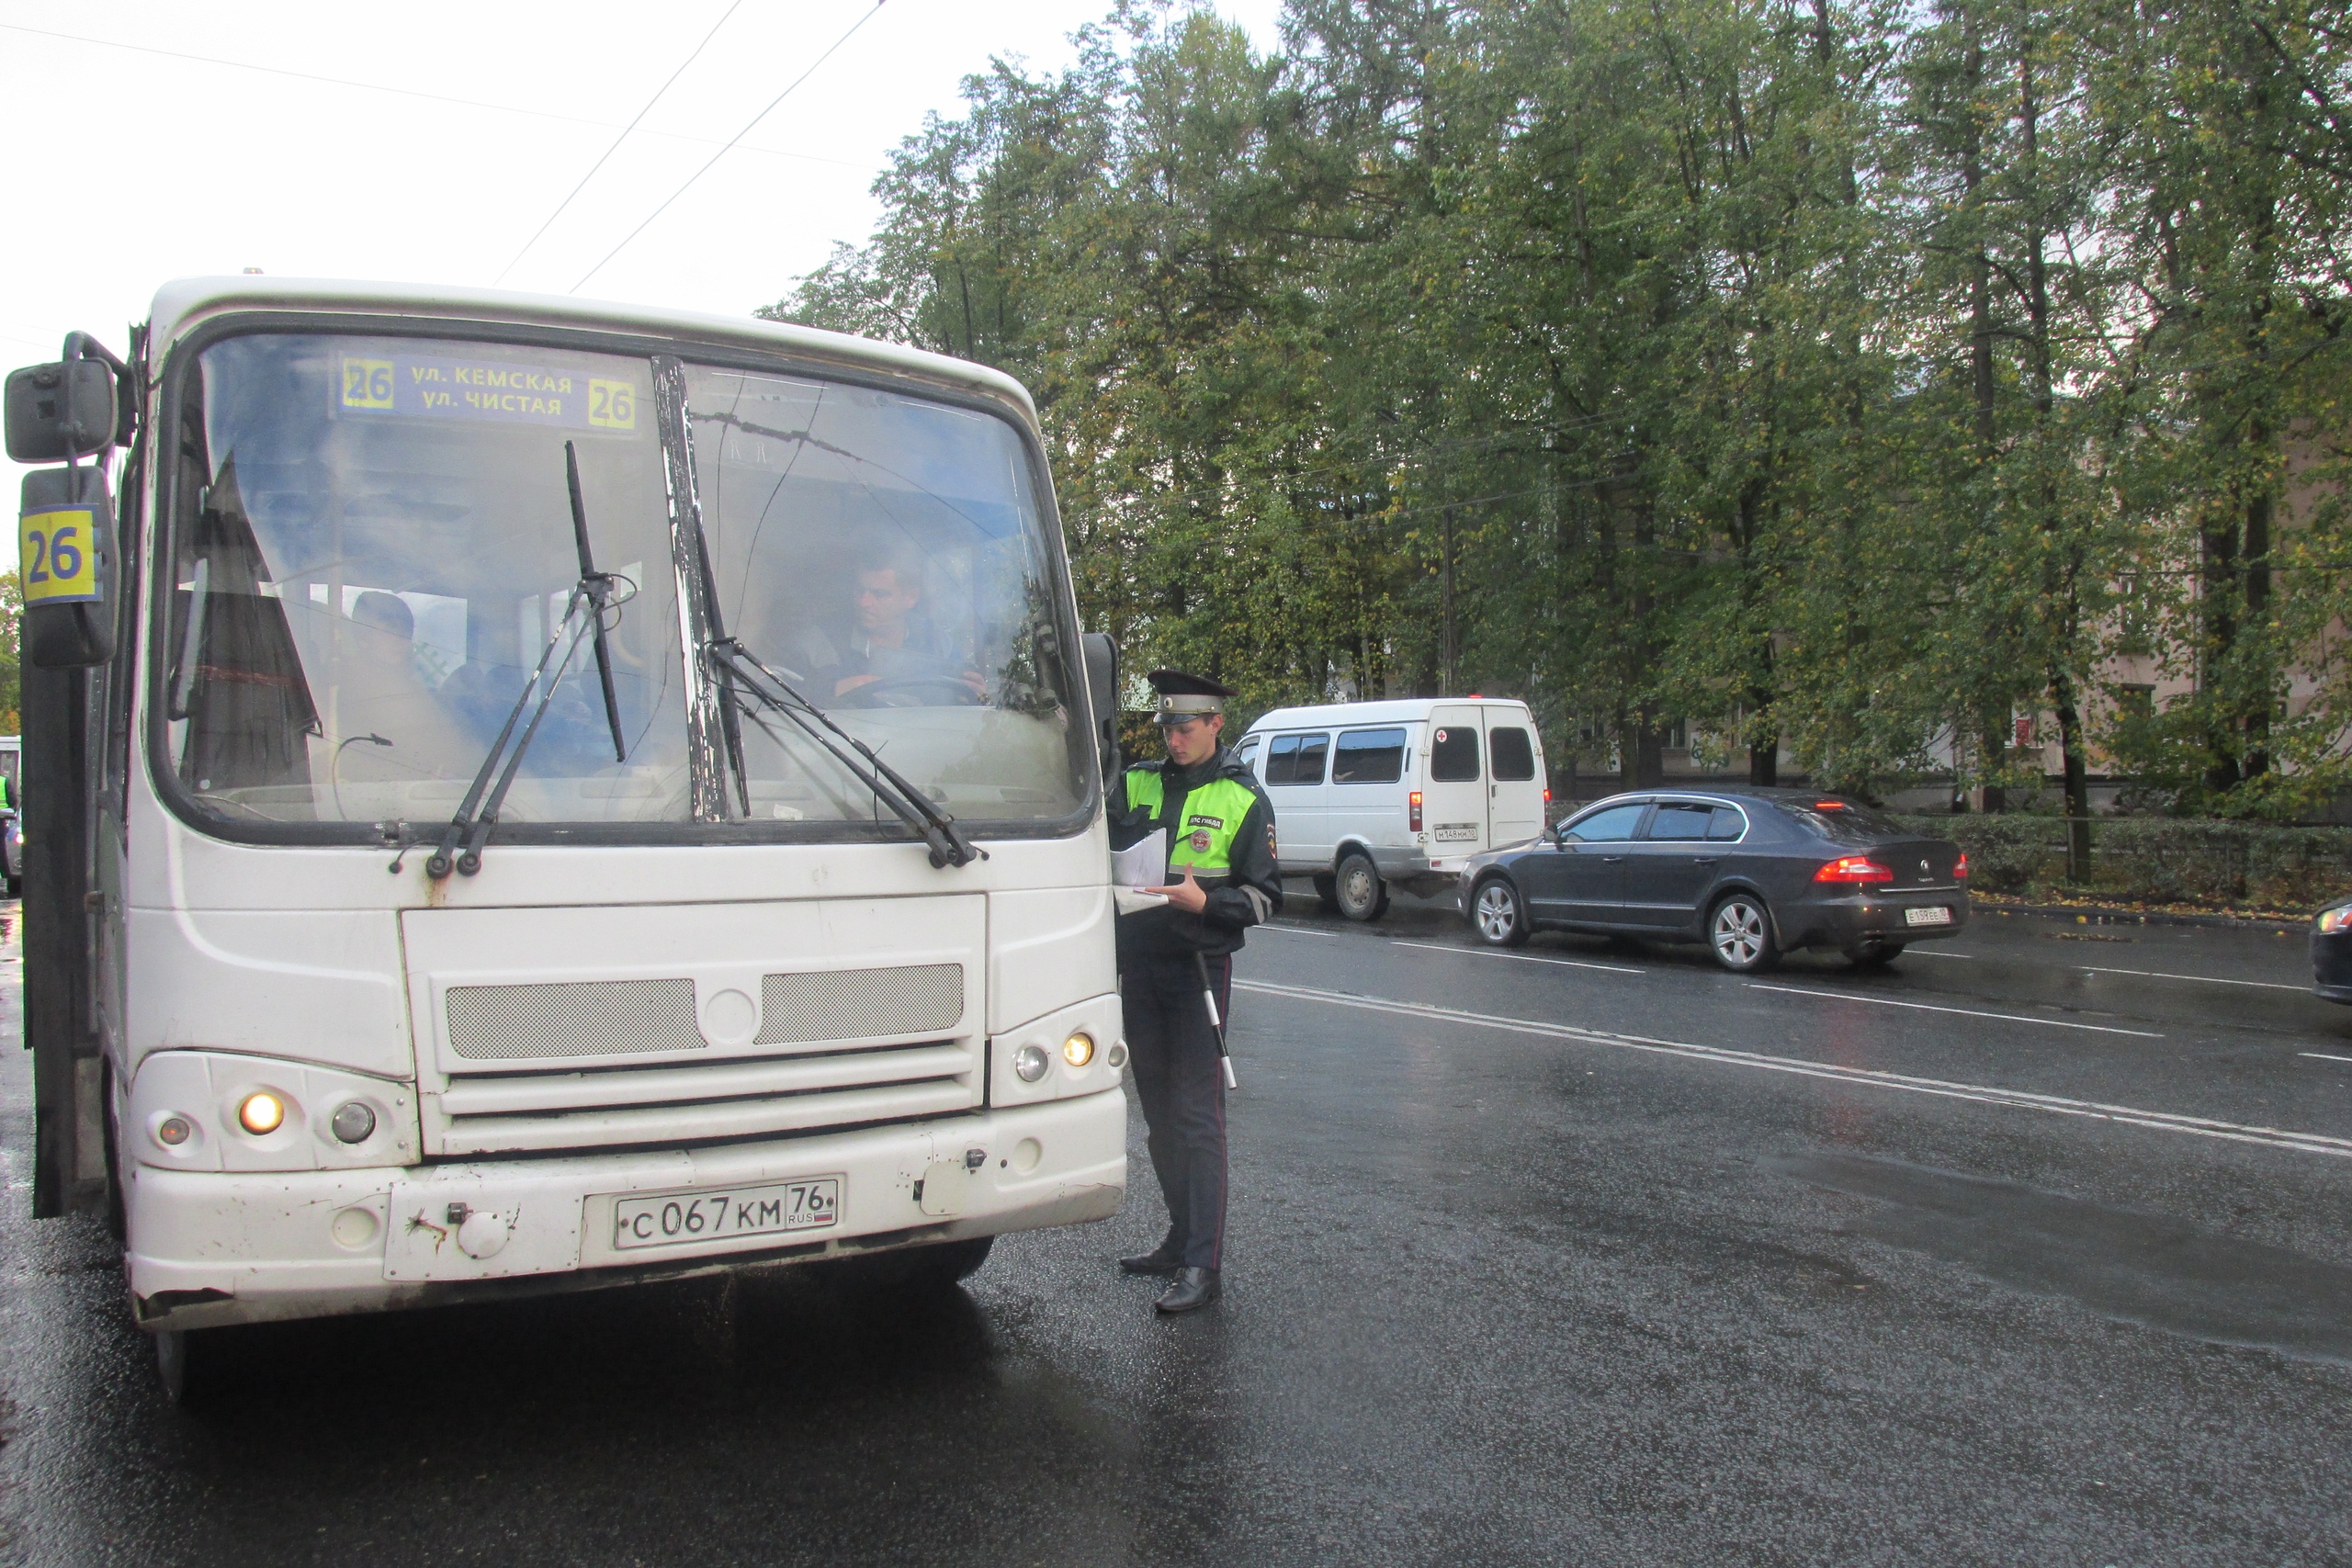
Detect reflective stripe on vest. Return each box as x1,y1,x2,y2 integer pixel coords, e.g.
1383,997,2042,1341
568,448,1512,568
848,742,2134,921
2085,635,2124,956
1123,770,1258,875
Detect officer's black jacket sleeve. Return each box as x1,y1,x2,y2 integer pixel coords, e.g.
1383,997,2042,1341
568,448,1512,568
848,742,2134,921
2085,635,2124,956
1201,787,1283,933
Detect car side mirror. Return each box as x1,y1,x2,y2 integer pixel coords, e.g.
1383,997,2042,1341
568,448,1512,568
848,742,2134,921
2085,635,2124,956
1081,630,1119,781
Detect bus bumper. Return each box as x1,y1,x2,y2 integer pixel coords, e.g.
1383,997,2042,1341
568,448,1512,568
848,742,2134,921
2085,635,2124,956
123,1088,1127,1331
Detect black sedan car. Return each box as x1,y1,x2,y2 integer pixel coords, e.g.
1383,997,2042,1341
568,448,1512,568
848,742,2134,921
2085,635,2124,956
1457,787,1968,971
2312,899,2352,1003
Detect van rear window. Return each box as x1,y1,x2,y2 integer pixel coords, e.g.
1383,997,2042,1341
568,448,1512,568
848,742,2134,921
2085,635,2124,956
1430,726,1480,782
1333,728,1407,784
1488,727,1535,782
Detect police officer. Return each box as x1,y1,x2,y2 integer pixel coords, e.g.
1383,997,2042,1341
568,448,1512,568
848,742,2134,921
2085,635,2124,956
1111,671,1282,1314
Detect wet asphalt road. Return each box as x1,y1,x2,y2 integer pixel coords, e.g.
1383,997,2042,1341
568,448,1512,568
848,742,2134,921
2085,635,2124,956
6,895,2352,1566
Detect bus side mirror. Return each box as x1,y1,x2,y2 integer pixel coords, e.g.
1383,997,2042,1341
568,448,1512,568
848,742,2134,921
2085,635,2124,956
1081,631,1119,780
5,359,120,462
18,465,115,668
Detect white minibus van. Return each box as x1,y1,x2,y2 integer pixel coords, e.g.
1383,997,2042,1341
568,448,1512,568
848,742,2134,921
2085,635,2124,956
1236,698,1548,919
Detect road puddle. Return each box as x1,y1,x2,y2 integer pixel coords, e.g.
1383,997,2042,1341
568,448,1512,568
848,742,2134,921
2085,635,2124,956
1772,1152,2352,1365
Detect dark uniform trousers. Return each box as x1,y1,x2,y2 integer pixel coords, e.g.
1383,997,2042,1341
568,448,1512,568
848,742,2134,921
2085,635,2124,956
1123,952,1231,1271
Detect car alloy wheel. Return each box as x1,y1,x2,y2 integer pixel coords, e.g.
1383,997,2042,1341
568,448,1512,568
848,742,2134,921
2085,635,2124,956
1472,877,1529,946
1708,893,1778,973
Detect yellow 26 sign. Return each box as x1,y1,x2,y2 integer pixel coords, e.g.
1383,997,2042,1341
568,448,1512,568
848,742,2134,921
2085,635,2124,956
21,503,102,604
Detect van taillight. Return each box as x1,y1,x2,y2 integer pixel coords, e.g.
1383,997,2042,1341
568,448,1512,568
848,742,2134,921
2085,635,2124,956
1410,791,1423,831
1814,855,1893,884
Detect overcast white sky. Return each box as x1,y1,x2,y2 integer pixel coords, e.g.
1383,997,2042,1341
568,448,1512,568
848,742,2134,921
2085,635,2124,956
0,0,1283,562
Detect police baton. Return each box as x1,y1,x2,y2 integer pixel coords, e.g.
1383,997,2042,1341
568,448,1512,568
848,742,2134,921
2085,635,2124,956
1193,952,1238,1090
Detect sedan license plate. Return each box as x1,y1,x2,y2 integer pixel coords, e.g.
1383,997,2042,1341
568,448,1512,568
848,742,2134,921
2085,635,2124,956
1904,906,1953,928
1433,823,1480,843
610,1179,840,1252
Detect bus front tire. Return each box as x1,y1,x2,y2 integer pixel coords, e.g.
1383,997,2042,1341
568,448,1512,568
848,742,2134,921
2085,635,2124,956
154,1327,220,1407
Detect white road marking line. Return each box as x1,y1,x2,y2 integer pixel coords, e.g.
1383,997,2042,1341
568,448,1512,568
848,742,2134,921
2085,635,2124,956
1906,949,1974,959
2301,1052,2352,1066
1747,982,2163,1039
1387,939,1644,976
1264,924,1341,938
1236,978,2352,1160
2078,964,2305,992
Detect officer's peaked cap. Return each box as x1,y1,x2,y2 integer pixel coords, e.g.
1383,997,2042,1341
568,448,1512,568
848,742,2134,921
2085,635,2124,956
1148,669,1234,723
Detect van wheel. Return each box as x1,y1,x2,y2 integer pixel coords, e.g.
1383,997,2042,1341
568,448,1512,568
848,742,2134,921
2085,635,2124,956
1706,892,1780,973
1470,875,1530,946
1334,852,1388,922
1313,874,1340,912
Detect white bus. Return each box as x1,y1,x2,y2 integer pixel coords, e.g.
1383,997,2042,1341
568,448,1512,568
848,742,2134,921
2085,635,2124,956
1237,697,1549,919
8,278,1128,1399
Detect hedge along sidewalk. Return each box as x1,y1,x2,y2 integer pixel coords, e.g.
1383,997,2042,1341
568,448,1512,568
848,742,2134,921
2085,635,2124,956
1894,814,2352,917
1969,896,2311,935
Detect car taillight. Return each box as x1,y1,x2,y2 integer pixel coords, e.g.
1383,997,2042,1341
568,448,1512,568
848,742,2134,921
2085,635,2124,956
1410,790,1423,831
1953,852,1968,881
1815,855,1893,884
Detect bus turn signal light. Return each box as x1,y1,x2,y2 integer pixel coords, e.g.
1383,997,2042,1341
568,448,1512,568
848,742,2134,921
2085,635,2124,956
1814,856,1893,885
1062,1032,1095,1067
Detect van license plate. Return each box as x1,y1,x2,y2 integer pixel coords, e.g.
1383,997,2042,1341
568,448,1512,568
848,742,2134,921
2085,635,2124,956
610,1178,840,1251
1433,824,1480,842
1904,906,1952,927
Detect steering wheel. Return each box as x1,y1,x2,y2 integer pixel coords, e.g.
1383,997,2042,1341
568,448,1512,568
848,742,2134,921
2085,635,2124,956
839,675,986,709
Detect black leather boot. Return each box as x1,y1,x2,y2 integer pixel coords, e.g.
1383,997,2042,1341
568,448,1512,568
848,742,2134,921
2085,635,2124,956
1119,1236,1184,1275
1154,1267,1220,1314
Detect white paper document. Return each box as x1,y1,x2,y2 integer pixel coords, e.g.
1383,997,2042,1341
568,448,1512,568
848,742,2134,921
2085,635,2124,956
1111,829,1168,889
1114,887,1170,916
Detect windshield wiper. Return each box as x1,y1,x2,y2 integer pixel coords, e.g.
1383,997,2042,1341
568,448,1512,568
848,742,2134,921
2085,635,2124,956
705,637,983,870
425,443,630,879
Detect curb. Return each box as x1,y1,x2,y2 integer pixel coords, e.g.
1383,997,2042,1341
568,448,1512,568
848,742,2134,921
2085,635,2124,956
1974,899,2310,936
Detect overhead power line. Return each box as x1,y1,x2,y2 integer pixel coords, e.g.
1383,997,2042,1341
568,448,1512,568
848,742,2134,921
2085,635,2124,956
0,21,863,170
571,0,888,294
493,0,750,286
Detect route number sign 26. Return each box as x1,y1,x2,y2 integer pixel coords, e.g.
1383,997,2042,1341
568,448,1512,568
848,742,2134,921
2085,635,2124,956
19,502,103,604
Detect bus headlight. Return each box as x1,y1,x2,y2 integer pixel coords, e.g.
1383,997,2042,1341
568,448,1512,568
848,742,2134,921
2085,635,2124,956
237,1090,288,1135
329,1100,378,1144
1013,1044,1050,1082
1062,1032,1095,1067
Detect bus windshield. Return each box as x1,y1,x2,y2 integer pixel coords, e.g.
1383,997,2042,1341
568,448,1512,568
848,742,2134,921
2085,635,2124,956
161,332,1087,837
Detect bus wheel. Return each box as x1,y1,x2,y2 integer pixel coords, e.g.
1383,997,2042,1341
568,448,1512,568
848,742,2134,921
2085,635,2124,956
832,1235,994,1292
154,1327,219,1406
1335,852,1388,922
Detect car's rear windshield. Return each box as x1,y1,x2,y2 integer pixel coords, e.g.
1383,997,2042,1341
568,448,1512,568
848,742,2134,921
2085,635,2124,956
1782,800,1918,841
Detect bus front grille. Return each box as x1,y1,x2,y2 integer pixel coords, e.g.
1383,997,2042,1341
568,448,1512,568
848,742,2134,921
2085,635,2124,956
425,1039,981,1156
